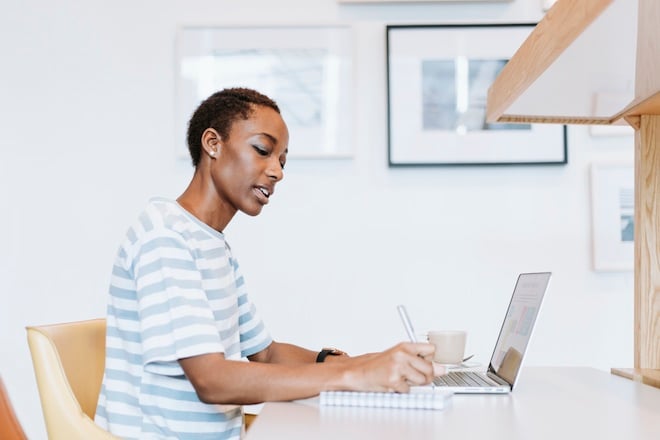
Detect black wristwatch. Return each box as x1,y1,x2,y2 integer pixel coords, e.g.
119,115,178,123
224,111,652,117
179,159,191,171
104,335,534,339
316,347,346,363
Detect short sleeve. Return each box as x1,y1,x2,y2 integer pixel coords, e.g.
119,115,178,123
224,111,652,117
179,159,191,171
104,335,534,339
134,230,224,376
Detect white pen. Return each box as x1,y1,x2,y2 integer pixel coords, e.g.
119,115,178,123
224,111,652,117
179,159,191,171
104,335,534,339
397,304,418,343
398,304,439,389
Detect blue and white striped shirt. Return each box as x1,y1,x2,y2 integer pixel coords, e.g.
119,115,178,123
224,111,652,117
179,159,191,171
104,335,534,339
95,198,272,439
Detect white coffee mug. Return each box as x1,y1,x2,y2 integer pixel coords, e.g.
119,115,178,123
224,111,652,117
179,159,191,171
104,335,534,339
427,330,467,365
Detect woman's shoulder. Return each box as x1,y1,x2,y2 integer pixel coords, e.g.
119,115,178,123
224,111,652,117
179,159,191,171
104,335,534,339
142,197,191,232
144,197,224,242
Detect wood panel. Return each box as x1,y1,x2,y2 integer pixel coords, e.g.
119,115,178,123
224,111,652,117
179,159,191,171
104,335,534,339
635,115,660,369
635,0,660,101
611,368,660,388
496,115,614,125
486,0,613,123
617,91,660,130
484,0,660,384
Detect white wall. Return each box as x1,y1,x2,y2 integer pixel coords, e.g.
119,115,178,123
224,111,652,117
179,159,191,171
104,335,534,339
0,1,634,438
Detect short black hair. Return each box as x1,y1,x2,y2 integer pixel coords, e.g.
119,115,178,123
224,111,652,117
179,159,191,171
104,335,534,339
186,87,281,167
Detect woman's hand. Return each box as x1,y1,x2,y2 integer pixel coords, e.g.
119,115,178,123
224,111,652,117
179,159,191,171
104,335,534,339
341,342,437,393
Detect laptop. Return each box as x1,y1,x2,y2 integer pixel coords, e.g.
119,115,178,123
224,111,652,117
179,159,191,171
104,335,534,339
429,272,551,394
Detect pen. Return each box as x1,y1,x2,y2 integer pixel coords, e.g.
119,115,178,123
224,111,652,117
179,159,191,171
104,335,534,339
398,305,438,388
397,304,418,343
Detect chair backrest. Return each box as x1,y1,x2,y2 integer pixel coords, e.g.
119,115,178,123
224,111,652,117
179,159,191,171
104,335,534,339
26,318,119,439
0,376,27,440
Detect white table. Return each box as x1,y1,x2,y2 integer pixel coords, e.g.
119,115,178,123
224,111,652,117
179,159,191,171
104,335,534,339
245,367,660,439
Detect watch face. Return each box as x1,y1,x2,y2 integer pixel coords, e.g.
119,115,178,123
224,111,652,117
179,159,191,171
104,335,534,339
323,348,347,356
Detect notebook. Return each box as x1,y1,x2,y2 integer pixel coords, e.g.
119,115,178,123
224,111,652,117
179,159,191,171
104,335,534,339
424,272,552,394
319,387,453,410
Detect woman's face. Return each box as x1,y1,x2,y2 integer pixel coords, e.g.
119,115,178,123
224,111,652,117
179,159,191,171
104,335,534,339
209,105,289,217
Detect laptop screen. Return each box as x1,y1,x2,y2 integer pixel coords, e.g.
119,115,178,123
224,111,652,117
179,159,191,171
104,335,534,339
488,272,551,386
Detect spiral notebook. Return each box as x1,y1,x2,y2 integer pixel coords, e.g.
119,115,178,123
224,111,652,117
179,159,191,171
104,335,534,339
319,388,453,410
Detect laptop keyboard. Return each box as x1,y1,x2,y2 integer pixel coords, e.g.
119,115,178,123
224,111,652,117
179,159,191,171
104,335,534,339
433,371,495,387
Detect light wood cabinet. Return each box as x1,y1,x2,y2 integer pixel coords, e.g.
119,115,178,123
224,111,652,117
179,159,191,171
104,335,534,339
486,0,660,384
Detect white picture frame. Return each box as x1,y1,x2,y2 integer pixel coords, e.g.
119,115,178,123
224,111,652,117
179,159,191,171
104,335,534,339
176,25,354,160
590,162,634,271
386,24,567,166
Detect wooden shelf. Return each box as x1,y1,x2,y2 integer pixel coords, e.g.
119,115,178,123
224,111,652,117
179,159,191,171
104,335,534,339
611,368,660,389
487,0,660,371
620,91,660,128
487,0,620,124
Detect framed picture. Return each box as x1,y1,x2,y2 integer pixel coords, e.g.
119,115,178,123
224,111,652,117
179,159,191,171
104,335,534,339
386,24,567,166
590,162,634,271
176,25,353,159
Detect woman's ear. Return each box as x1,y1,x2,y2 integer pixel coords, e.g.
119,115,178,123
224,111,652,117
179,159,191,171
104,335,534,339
201,128,222,159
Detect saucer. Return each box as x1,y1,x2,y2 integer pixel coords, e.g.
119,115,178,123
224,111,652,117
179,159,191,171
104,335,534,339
436,361,481,370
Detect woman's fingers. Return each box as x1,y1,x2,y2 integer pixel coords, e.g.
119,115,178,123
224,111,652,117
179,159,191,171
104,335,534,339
388,342,436,385
401,342,435,359
393,377,411,393
350,342,439,391
400,366,428,385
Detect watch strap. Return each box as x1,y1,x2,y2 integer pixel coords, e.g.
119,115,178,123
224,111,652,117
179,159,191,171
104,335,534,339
316,348,344,363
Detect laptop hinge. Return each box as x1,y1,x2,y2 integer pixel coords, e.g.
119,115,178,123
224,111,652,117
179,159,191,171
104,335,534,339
487,371,511,387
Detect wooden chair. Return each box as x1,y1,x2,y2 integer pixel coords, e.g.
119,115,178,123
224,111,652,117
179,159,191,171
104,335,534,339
245,413,258,430
26,318,119,439
0,376,27,440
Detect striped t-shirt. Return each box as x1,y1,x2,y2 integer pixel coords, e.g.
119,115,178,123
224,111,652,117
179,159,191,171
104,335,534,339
95,198,272,439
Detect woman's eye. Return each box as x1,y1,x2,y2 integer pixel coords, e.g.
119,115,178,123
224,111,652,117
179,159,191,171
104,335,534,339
253,145,269,156
280,161,286,170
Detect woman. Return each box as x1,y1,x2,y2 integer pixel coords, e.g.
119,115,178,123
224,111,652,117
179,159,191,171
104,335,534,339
96,87,438,439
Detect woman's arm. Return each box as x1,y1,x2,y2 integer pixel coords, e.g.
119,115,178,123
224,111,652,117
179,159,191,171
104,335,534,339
246,341,347,365
179,342,435,405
